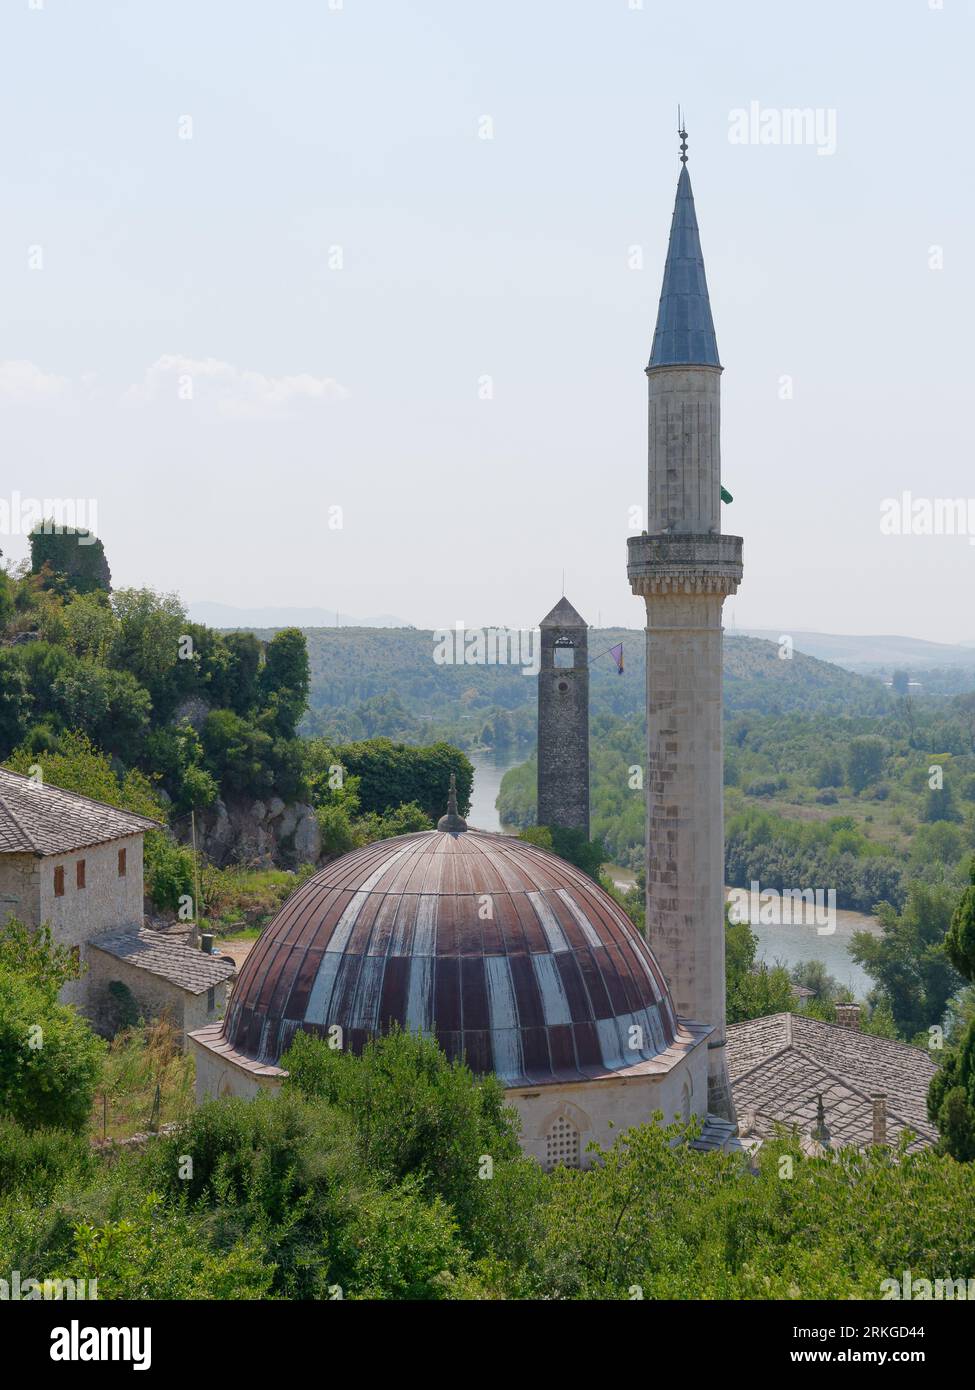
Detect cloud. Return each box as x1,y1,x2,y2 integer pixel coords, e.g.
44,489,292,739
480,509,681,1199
0,360,70,405
122,354,350,418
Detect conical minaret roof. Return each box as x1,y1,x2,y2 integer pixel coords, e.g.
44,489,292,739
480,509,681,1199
648,163,720,370
539,596,587,629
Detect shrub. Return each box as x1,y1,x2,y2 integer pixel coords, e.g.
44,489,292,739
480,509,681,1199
0,966,104,1132
144,831,196,912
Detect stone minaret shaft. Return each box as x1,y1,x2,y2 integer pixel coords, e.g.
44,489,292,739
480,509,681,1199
627,154,742,1120
537,597,590,838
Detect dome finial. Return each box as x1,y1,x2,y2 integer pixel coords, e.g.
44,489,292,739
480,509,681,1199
437,771,467,833
810,1092,831,1148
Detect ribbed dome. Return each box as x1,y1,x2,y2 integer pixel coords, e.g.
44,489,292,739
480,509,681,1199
224,828,677,1087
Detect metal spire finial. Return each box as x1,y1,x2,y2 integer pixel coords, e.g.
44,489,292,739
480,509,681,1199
678,107,688,164
437,771,468,833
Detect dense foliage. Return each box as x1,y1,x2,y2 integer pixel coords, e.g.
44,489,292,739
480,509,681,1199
928,860,975,1160
2,1019,975,1300
0,920,104,1133
1,533,312,811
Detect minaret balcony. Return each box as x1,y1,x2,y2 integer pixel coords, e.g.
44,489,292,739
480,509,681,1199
627,532,743,598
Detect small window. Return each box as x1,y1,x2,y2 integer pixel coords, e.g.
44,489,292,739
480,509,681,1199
207,987,215,1012
76,859,86,890
118,847,127,877
554,646,575,669
545,1114,581,1172
54,866,65,897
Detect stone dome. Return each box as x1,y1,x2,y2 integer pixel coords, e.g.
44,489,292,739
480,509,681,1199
223,827,678,1087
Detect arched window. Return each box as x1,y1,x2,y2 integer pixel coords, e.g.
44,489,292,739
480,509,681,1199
545,1113,581,1172
681,1080,692,1124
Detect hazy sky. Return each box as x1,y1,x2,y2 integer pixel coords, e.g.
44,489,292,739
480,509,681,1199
2,0,973,641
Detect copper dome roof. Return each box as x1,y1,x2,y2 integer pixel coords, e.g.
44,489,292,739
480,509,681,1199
223,828,677,1088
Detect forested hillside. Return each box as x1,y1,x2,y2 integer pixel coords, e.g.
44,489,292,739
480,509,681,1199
0,528,472,908
284,625,892,750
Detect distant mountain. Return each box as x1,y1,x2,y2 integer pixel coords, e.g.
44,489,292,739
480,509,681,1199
188,601,410,629
732,628,975,672
295,627,890,737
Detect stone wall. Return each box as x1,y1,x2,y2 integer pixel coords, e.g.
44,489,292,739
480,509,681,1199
191,1027,710,1170
190,1033,286,1101
85,946,227,1043
647,364,721,534
0,853,42,927
507,1032,709,1169
0,835,145,1012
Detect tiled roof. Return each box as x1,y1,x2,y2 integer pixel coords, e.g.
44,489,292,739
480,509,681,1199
539,596,588,630
188,1022,288,1078
222,828,681,1087
0,768,159,856
90,929,235,995
727,1012,938,1152
648,164,721,369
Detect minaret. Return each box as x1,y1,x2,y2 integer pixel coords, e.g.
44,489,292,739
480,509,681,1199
537,597,590,838
627,126,742,1120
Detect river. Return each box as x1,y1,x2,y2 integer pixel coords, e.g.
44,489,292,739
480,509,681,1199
468,750,518,833
467,753,880,998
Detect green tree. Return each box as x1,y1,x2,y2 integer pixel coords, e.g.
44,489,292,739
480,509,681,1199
923,777,962,824
851,880,964,1037
5,729,163,822
50,662,151,763
929,858,975,1159
327,738,473,821
258,628,310,737
0,966,104,1132
0,918,84,999
108,588,187,718
0,649,30,757
846,735,885,792
201,709,304,800
283,1028,521,1255
61,590,118,663
519,825,607,881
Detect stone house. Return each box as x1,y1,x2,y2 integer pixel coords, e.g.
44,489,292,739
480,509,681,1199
727,1009,939,1153
0,768,231,1039
87,928,234,1040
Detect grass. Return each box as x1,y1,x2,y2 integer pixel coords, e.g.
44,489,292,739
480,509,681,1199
201,862,314,933
214,924,262,942
92,1019,195,1141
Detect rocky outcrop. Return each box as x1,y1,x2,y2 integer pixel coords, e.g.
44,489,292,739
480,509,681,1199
176,797,322,869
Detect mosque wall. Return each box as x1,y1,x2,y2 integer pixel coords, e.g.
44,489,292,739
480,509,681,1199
189,1034,286,1103
190,1028,710,1171
504,1036,709,1170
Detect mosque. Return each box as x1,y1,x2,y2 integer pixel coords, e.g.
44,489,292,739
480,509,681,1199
188,129,734,1162
188,132,936,1164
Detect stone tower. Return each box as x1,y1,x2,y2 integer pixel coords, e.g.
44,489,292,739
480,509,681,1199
537,597,590,837
626,135,742,1120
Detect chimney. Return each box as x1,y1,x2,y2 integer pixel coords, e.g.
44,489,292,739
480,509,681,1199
871,1093,888,1146
200,932,214,955
835,1003,861,1031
